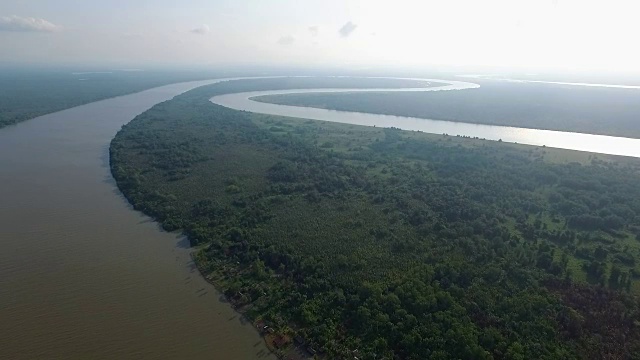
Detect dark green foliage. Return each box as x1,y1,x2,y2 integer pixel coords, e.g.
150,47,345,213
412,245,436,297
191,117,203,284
110,79,640,359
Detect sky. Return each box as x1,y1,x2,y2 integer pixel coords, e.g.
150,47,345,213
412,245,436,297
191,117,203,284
1,0,639,73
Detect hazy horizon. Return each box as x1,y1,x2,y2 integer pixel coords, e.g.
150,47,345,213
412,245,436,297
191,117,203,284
2,0,639,74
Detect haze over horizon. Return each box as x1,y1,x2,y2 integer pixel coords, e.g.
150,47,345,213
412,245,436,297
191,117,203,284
1,0,639,74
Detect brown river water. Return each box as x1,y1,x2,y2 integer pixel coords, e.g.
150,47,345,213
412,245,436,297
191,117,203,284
0,80,275,359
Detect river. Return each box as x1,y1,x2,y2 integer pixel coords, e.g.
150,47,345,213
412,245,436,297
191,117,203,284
2,75,638,359
0,80,276,360
211,80,640,158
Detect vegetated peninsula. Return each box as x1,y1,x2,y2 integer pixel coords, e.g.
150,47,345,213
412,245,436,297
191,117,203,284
253,79,640,138
110,78,640,359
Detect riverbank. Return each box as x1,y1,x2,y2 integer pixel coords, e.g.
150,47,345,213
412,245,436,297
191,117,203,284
110,78,640,358
191,250,312,360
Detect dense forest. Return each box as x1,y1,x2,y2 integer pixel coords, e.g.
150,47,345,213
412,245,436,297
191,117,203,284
0,68,223,129
254,80,640,138
111,78,640,359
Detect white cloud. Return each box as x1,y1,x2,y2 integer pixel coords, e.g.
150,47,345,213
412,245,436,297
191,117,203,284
190,24,210,35
338,21,357,37
277,35,295,46
0,15,61,32
308,26,319,37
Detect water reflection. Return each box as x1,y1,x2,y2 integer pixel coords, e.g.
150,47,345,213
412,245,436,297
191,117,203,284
212,80,640,158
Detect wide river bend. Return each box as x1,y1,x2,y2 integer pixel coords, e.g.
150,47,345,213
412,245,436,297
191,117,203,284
211,79,640,158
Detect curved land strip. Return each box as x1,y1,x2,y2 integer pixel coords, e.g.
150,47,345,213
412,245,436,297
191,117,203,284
252,79,640,139
111,77,640,359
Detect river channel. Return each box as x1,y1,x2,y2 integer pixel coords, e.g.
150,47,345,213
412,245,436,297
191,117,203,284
0,79,276,360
